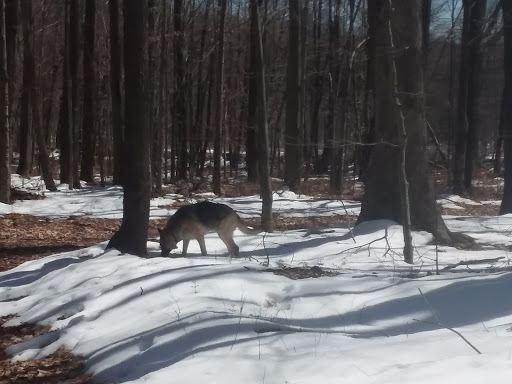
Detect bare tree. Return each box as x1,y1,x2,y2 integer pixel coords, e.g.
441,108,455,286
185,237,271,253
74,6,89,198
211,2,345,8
80,0,96,182
250,0,273,231
0,0,9,203
109,0,123,185
20,0,56,192
284,0,302,192
107,0,150,256
213,0,227,195
358,0,456,244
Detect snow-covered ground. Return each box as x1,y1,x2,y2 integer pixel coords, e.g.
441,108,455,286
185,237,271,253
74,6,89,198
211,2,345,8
1,175,512,383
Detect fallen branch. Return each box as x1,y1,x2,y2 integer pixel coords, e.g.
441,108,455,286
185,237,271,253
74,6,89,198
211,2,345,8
441,256,505,271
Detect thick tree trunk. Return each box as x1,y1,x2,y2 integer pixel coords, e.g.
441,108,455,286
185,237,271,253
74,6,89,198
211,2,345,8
250,0,273,231
80,0,96,182
0,0,9,203
109,0,123,185
357,0,452,244
499,1,512,214
284,0,302,192
107,0,150,256
463,0,486,193
213,0,227,196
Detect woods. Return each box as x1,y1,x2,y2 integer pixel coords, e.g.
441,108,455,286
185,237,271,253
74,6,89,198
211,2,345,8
0,0,509,257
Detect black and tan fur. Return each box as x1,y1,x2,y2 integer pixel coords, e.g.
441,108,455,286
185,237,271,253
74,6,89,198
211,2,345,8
158,201,262,257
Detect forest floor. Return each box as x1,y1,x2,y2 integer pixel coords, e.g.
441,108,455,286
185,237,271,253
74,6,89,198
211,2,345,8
0,168,504,384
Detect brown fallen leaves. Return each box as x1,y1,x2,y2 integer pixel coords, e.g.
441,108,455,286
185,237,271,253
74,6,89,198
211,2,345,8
0,317,92,384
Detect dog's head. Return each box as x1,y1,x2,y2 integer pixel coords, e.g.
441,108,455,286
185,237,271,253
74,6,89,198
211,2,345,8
158,228,178,257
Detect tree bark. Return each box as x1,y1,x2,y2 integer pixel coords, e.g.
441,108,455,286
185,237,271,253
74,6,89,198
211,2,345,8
250,0,273,231
16,0,33,177
69,0,80,188
213,0,227,196
0,0,9,203
58,0,73,187
357,0,453,243
107,0,150,256
246,0,259,182
453,0,486,196
5,0,17,144
80,0,96,182
499,1,512,214
109,0,123,185
174,0,187,180
20,0,56,192
284,0,302,192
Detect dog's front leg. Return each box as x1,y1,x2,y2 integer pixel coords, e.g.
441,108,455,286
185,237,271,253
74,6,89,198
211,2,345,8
182,239,190,256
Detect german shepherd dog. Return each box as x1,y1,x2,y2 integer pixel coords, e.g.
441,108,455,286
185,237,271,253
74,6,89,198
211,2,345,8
158,201,262,257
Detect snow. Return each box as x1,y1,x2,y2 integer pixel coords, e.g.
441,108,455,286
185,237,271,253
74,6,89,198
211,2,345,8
1,175,512,383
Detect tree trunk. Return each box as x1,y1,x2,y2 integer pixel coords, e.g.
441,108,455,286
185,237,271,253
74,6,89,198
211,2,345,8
153,0,167,194
284,0,302,192
69,0,80,188
499,1,512,214
5,0,17,145
20,0,56,192
246,1,259,182
59,0,73,187
109,0,123,185
16,0,33,177
107,0,150,256
463,0,486,193
213,0,227,196
453,0,486,196
80,0,96,182
250,0,273,231
0,0,9,203
494,88,505,175
357,0,453,244
174,0,187,180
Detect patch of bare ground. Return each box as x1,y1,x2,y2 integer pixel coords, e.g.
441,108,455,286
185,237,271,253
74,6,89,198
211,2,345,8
0,316,92,384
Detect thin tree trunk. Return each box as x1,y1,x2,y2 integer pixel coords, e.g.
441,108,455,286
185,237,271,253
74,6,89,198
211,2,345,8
250,0,273,232
213,0,227,196
70,0,80,188
174,0,187,180
109,0,123,185
80,0,96,182
153,0,167,194
17,0,33,177
59,0,73,187
246,1,259,182
20,0,56,192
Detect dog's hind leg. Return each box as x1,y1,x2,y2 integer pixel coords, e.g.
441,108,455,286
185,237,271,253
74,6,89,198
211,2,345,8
197,236,208,256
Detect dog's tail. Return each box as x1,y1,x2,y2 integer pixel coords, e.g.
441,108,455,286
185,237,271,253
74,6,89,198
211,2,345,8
236,215,263,235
